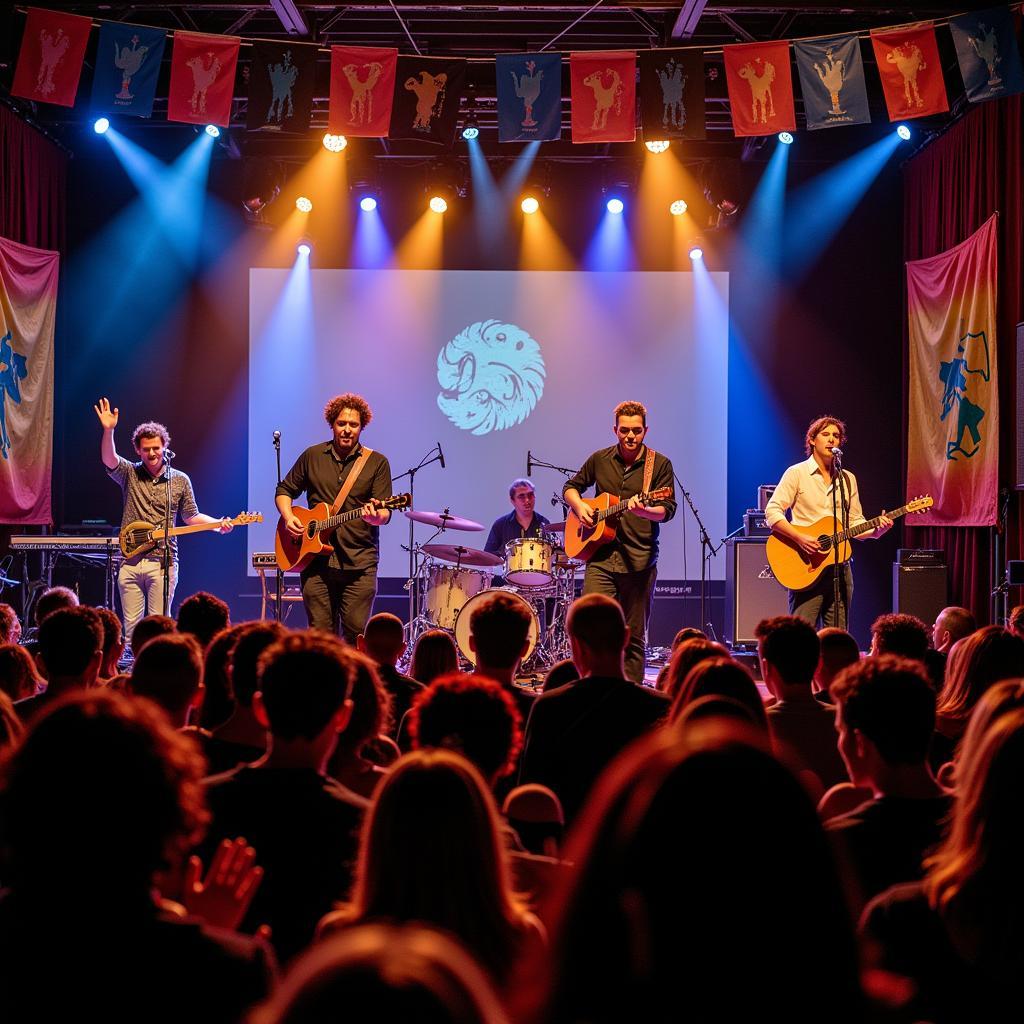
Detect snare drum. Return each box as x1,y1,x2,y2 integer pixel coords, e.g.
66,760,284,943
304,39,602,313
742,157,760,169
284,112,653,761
454,588,539,666
423,563,492,631
504,537,554,587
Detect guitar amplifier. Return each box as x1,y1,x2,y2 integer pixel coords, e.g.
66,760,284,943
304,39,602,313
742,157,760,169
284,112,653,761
743,509,771,536
725,538,789,647
757,485,776,511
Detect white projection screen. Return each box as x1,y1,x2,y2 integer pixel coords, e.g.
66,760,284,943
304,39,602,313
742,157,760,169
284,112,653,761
248,268,729,581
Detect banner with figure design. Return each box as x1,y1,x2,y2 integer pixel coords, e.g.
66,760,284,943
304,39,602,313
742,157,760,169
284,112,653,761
0,236,58,524
12,7,92,108
949,7,1024,104
793,34,870,130
723,40,795,137
389,55,467,145
496,53,562,143
570,51,637,144
906,215,998,527
91,22,167,119
870,24,948,122
247,41,317,132
167,31,240,127
638,49,705,140
329,45,398,137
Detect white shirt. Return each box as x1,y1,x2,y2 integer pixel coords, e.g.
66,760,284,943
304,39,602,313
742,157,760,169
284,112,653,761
764,456,867,530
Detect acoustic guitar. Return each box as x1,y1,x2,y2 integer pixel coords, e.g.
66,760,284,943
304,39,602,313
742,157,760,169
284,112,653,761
275,493,412,572
563,488,673,562
120,512,263,560
764,495,933,592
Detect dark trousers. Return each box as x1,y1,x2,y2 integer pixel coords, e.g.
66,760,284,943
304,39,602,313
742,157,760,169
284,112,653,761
789,562,853,630
582,562,657,684
300,561,378,643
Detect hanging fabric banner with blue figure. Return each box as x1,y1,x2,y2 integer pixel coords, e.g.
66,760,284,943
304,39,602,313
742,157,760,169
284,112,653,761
949,7,1024,104
496,53,562,143
90,22,167,118
638,49,705,140
793,33,871,130
246,40,318,133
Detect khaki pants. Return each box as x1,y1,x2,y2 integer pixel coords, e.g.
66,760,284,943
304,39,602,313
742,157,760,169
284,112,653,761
119,557,178,645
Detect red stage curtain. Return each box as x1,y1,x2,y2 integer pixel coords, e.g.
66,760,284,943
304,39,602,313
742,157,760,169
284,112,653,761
0,102,68,253
902,95,1023,622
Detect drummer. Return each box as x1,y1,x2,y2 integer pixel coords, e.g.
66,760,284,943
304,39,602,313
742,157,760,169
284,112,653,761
484,479,552,569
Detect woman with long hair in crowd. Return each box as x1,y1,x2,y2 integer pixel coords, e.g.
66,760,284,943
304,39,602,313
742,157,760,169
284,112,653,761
410,630,460,685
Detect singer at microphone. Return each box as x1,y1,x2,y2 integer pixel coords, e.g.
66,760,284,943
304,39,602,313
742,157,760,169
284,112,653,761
483,475,552,559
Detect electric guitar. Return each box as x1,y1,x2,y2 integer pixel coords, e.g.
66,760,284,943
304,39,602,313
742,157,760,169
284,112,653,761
764,495,933,591
120,512,263,560
563,488,673,562
275,494,412,572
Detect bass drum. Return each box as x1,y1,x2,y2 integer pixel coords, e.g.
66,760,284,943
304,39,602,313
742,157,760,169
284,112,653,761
423,564,493,631
454,588,539,667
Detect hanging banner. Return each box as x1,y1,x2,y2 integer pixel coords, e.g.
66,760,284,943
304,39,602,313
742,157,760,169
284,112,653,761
906,215,999,527
870,24,949,121
328,45,398,137
90,22,167,119
11,7,92,108
247,41,317,132
723,40,796,138
793,33,871,130
167,31,241,127
570,51,637,144
0,236,58,524
389,55,467,145
496,53,562,143
638,49,705,140
949,7,1024,104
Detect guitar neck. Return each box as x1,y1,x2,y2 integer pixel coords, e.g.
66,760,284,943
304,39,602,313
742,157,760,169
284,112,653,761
839,503,914,543
153,520,225,541
318,506,371,533
595,491,657,524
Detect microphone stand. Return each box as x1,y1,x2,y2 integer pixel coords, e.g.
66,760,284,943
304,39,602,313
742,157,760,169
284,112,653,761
273,432,283,621
162,450,174,617
527,453,578,479
829,452,848,630
676,475,719,632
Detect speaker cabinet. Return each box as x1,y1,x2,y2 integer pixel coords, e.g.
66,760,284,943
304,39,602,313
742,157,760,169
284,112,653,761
725,539,790,647
892,564,948,625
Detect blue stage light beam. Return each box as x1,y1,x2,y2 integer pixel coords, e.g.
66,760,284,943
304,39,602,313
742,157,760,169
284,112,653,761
583,202,635,272
352,201,393,268
93,117,110,134
466,134,503,251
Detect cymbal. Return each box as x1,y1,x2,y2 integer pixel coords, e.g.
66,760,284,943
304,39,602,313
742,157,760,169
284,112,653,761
405,509,484,532
423,543,503,568
543,521,567,534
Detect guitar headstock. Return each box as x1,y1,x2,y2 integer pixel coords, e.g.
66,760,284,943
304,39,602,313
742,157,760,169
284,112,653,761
906,495,934,515
234,512,264,524
383,493,412,511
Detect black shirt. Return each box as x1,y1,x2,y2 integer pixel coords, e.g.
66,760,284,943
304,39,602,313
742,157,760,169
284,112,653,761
484,510,552,556
563,444,676,572
276,442,392,571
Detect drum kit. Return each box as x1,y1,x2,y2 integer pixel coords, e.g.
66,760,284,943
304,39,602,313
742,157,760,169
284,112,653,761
404,507,584,672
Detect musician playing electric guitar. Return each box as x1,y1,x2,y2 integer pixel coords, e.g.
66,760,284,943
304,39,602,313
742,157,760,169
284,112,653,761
563,401,676,685
275,393,393,642
764,415,892,630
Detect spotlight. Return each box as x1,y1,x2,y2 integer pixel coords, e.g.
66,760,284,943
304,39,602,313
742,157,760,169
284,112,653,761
295,196,313,213
701,160,742,222
670,199,688,216
606,198,624,215
322,133,348,153
241,158,283,222
429,195,448,214
359,196,378,212
778,131,794,145
297,239,312,257
205,124,221,138
521,196,539,215
896,124,912,141
645,140,670,154
461,119,479,141
93,117,110,135
688,239,704,260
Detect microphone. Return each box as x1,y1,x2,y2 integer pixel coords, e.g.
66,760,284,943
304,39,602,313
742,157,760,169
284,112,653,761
830,447,843,458
273,430,281,447
163,449,176,463
527,450,533,476
437,442,446,470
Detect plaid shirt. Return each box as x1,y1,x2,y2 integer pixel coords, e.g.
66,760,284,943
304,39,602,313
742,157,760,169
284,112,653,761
107,456,198,562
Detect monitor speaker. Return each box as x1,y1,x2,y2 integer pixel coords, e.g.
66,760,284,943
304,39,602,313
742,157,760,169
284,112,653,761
892,564,948,625
725,539,790,647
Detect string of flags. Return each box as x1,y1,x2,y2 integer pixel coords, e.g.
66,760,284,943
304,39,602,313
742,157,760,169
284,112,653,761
10,5,1024,145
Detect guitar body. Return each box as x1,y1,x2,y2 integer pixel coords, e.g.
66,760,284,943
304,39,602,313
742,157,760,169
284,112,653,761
564,494,618,561
120,519,159,560
765,517,852,592
275,502,334,573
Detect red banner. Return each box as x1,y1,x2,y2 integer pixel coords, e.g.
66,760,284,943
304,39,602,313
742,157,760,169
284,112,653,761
570,51,637,144
329,46,398,137
11,8,92,108
723,40,796,137
870,24,948,122
167,31,240,127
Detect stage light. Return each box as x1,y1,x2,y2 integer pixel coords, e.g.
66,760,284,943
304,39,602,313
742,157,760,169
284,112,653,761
688,239,704,260
645,140,670,154
896,124,912,141
429,195,448,214
461,121,479,141
670,200,688,216
322,133,348,153
359,196,378,212
606,197,624,215
295,196,313,213
778,131,794,145
521,196,539,215
205,124,221,138
297,239,311,256
93,117,110,135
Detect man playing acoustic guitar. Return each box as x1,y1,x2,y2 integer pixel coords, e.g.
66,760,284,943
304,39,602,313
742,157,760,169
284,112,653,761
764,415,892,629
275,393,392,642
563,401,676,685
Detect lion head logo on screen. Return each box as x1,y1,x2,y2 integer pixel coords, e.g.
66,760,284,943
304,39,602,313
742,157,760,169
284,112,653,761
436,320,545,435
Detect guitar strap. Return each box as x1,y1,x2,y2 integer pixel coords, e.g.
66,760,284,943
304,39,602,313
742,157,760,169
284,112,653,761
330,446,375,515
641,446,657,496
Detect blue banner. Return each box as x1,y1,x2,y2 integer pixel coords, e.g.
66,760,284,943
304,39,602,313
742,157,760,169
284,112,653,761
949,7,1024,104
91,22,166,118
794,33,870,130
496,53,562,143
